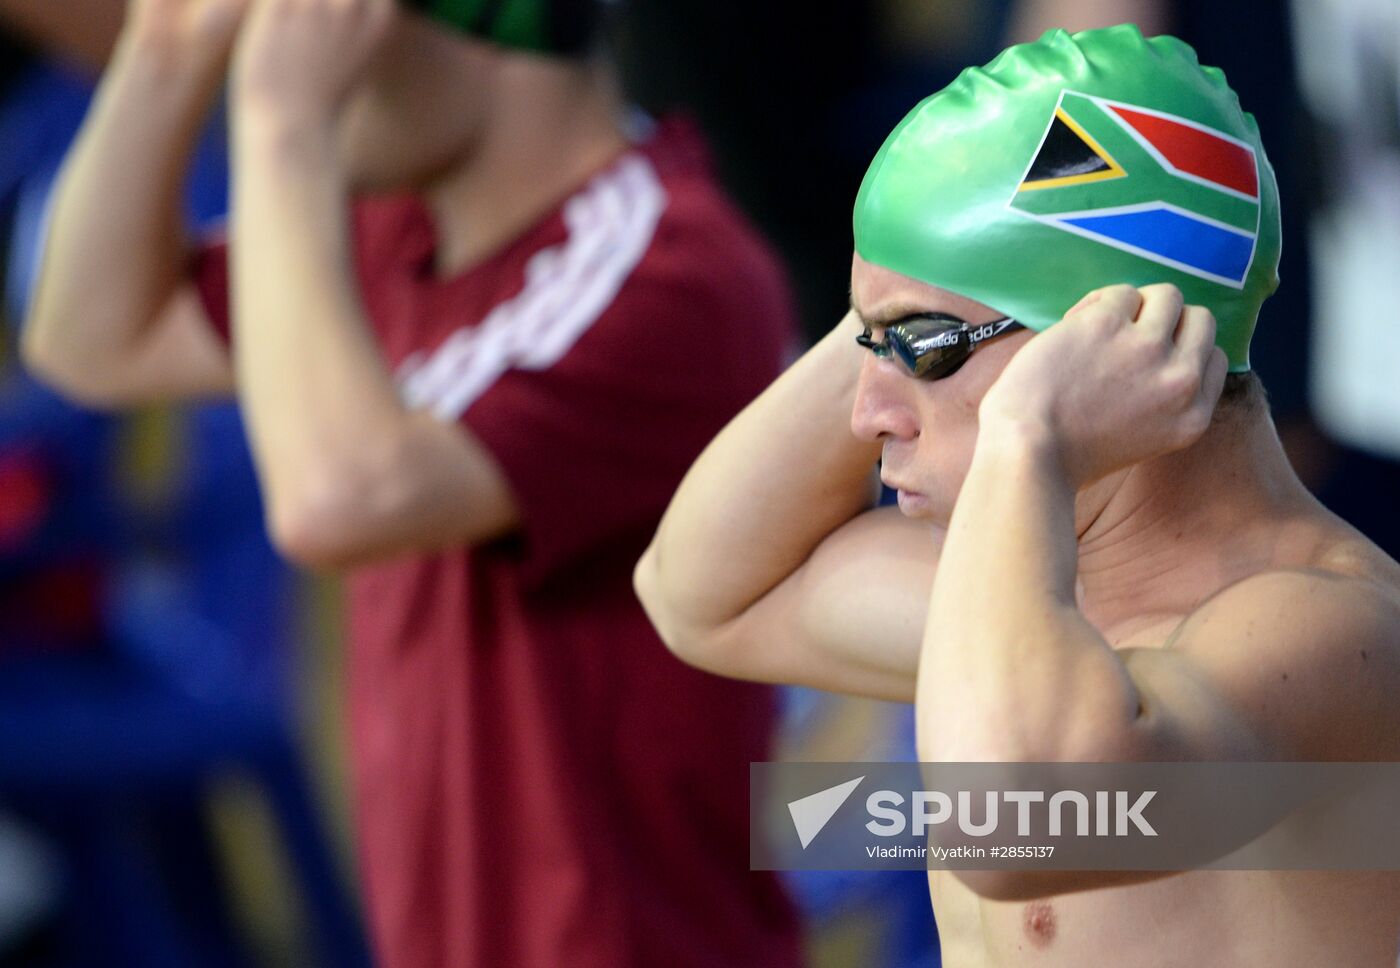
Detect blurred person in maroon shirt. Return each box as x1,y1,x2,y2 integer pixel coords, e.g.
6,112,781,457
17,0,801,965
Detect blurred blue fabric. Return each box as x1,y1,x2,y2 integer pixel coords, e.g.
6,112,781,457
0,60,366,968
777,482,943,967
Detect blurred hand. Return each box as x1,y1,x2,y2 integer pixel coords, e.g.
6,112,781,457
232,0,394,129
978,283,1228,487
123,0,252,71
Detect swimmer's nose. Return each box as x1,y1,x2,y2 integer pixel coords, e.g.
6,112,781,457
851,352,919,442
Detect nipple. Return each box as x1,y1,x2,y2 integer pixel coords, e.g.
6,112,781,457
1023,900,1057,949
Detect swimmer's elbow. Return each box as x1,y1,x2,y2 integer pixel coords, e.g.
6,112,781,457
634,545,745,675
633,543,661,610
634,545,696,659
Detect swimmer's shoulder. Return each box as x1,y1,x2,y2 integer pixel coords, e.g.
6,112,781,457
1180,553,1400,653
1166,525,1400,758
1232,506,1400,604
1307,525,1400,596
1167,510,1400,670
1273,513,1400,623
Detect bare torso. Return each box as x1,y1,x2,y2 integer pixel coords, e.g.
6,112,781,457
933,868,1400,967
930,509,1400,967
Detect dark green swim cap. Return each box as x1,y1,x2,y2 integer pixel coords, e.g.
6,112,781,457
405,0,605,55
854,24,1281,372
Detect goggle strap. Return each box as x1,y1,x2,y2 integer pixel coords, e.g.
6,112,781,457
965,317,1018,347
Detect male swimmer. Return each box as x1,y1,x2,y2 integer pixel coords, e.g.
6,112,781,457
637,24,1400,968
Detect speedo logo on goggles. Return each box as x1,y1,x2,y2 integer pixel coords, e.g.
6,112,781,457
1007,90,1261,289
856,315,1023,380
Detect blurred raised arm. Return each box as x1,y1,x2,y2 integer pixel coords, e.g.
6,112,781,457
19,0,242,407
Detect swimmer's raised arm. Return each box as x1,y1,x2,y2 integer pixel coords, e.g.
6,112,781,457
920,285,1400,899
635,312,937,701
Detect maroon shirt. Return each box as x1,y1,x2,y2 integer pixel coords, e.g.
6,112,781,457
195,119,801,968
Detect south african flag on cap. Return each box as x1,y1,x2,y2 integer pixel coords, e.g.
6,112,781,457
1009,90,1261,289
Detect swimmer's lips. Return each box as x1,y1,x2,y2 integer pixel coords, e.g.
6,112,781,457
895,490,932,515
880,472,921,497
882,472,932,513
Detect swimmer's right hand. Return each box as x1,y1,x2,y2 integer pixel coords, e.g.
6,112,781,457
979,283,1227,488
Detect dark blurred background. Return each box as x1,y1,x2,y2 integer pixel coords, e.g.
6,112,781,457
1,1,1396,966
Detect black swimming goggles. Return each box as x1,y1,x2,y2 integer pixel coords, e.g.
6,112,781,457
856,313,1024,380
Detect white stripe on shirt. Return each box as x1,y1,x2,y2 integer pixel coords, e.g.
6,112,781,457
397,153,669,420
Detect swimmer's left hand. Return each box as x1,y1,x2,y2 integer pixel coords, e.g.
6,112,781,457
978,283,1228,487
232,0,394,130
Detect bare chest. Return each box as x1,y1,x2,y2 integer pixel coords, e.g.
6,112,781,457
930,868,1400,968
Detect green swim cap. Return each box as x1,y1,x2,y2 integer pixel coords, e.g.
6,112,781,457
853,24,1280,372
405,0,604,55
